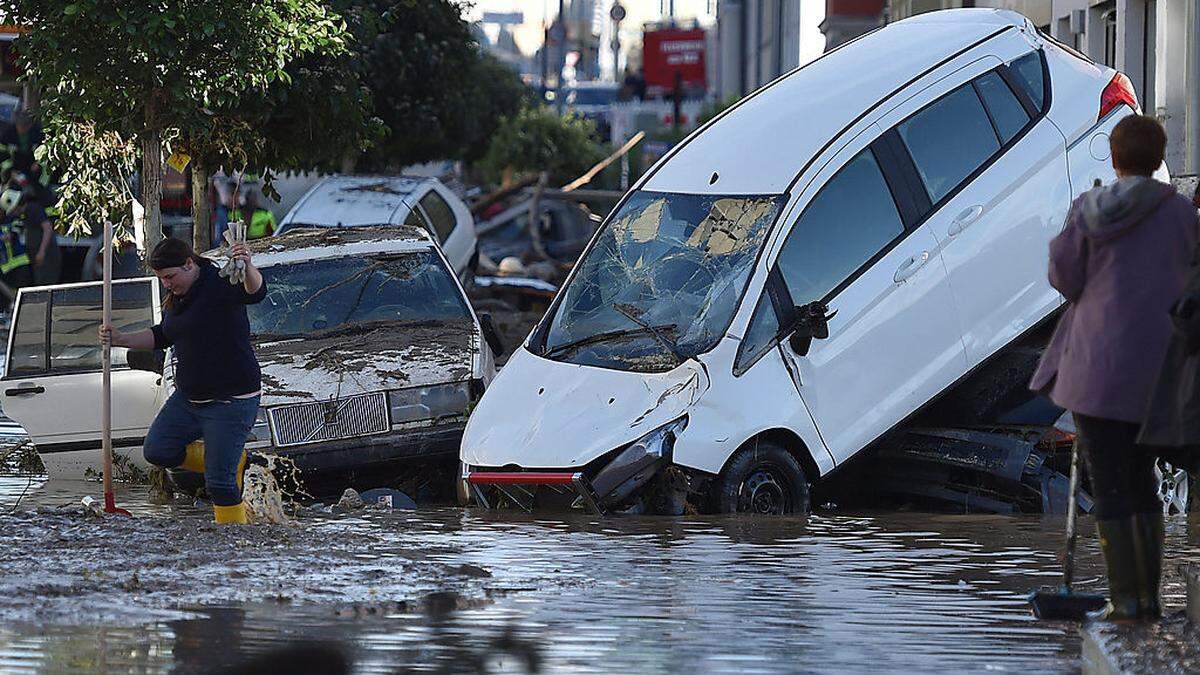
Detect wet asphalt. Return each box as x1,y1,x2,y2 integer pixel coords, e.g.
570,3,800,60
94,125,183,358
0,474,1198,674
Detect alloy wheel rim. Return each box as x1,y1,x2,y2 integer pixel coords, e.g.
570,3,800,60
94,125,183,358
1155,460,1190,515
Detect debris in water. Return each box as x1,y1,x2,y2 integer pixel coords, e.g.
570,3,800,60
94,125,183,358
79,496,104,518
360,488,417,510
335,488,365,512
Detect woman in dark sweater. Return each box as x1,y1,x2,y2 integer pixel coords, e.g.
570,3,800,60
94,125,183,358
101,238,267,524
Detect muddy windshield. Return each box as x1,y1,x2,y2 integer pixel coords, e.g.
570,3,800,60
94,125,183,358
250,252,471,338
538,191,785,371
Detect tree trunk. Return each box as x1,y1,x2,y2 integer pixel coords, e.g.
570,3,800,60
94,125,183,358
340,150,357,175
191,160,210,253
140,130,164,252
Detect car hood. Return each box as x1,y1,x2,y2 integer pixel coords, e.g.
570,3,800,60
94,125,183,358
460,346,709,469
254,320,476,408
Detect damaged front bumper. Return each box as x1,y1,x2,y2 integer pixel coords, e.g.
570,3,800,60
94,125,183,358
464,416,689,515
170,424,465,497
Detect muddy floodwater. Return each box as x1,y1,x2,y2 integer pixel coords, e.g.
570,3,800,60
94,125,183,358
1,475,1198,673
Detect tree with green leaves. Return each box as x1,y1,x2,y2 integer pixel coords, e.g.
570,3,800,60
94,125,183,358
342,0,526,171
479,107,606,187
7,0,350,250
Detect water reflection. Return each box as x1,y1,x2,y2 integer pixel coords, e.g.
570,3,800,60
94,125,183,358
0,476,1196,673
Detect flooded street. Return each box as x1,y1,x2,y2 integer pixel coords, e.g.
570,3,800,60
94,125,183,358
1,475,1197,673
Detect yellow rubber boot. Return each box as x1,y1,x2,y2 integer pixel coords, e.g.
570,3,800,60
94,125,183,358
179,441,248,492
181,441,206,473
213,502,248,525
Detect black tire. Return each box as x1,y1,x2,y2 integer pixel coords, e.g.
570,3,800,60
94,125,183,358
712,441,810,515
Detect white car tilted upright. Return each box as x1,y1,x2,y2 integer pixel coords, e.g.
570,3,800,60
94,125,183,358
460,9,1166,515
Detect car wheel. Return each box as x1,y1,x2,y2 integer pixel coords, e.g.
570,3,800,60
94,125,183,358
1155,459,1191,515
712,441,809,515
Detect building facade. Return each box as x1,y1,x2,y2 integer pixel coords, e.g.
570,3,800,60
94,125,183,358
714,0,804,98
820,0,886,52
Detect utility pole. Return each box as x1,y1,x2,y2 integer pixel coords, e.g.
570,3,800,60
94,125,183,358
555,0,566,114
611,2,626,81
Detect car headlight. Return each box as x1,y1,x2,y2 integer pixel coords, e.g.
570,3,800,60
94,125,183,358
388,381,471,426
590,415,689,504
247,408,271,445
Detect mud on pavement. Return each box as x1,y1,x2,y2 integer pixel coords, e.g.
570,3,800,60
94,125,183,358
0,504,502,626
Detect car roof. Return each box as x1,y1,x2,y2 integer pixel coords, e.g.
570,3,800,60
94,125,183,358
206,226,437,268
643,9,1030,195
283,175,433,227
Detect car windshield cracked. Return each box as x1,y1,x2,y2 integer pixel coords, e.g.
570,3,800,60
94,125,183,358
250,252,471,339
539,191,786,372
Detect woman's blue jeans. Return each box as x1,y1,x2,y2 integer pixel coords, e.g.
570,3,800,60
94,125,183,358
143,391,260,506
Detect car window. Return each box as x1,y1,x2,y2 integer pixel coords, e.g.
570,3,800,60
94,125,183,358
8,283,154,377
418,191,457,244
776,149,905,305
734,292,781,375
974,71,1030,144
48,284,153,374
897,84,1000,203
1010,51,1046,111
8,290,48,376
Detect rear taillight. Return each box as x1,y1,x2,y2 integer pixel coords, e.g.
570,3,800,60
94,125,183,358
1099,72,1138,120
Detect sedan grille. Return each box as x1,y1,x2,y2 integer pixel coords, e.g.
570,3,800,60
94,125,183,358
269,393,389,448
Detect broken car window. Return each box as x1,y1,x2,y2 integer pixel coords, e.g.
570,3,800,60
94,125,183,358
250,252,471,338
541,190,786,371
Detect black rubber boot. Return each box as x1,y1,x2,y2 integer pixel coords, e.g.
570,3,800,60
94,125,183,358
1088,517,1142,622
1133,511,1164,620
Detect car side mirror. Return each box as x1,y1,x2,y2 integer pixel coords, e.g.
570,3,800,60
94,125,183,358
478,312,506,358
785,301,836,358
127,349,165,375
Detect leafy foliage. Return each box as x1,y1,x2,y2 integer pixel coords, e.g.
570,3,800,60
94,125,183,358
35,119,138,237
345,0,526,170
4,0,351,238
479,107,607,186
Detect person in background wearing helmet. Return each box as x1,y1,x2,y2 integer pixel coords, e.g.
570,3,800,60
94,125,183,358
229,189,275,241
0,187,31,313
10,187,61,285
0,111,43,184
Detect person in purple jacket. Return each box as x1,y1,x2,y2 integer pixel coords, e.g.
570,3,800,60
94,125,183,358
1031,114,1199,622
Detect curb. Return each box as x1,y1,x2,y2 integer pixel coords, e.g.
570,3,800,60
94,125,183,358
1080,613,1199,674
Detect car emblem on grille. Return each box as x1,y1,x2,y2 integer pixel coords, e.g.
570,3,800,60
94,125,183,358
323,400,340,425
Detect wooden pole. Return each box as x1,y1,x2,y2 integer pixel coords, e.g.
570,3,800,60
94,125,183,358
101,219,122,515
560,130,645,192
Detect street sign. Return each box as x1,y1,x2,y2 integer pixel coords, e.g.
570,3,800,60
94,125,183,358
642,27,707,96
610,3,626,22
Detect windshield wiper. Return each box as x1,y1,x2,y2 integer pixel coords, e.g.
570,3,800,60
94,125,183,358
543,324,680,360
612,303,685,365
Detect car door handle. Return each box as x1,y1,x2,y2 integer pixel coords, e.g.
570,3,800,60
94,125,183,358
948,205,984,236
5,385,44,396
894,251,930,283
